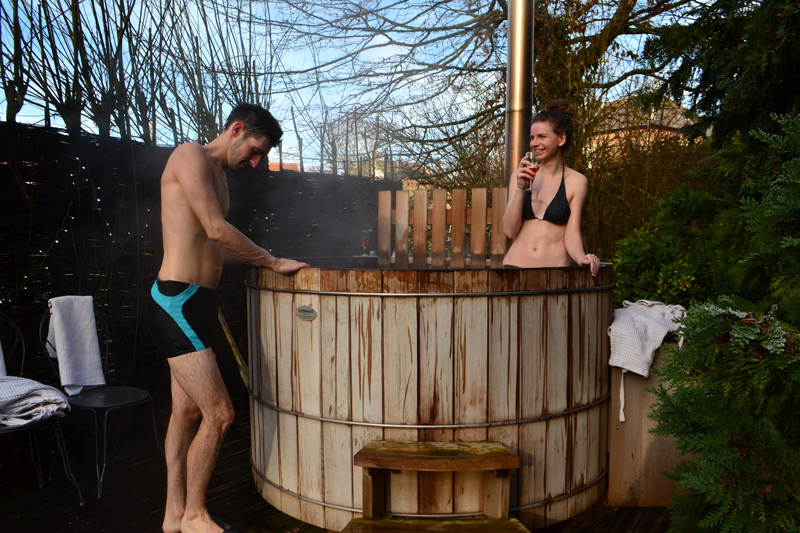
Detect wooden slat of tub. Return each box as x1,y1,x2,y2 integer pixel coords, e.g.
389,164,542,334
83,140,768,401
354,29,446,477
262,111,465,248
517,269,548,529
490,187,508,268
320,271,355,530
569,404,602,518
546,269,571,415
453,269,489,514
350,270,384,516
279,413,301,518
450,189,467,268
255,275,277,407
569,268,591,409
519,269,548,419
298,418,324,525
431,189,447,268
295,270,321,418
323,421,354,530
470,189,487,268
321,269,352,420
545,416,569,524
568,409,589,518
578,271,604,518
247,289,257,394
256,281,282,507
545,269,570,523
395,191,410,269
378,191,392,267
246,287,260,491
488,271,520,424
254,405,283,509
577,410,603,517
599,265,613,401
487,269,520,510
566,269,590,517
412,190,428,269
275,272,301,518
294,269,324,526
598,266,613,498
603,266,613,477
418,270,455,514
518,419,547,530
382,270,420,515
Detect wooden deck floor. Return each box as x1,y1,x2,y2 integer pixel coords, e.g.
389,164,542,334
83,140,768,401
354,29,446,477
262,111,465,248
1,410,671,533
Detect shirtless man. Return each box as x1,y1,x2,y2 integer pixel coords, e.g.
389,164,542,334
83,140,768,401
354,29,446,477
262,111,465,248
147,103,308,533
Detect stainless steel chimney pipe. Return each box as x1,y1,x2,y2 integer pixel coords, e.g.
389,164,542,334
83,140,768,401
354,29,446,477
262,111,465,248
504,0,533,187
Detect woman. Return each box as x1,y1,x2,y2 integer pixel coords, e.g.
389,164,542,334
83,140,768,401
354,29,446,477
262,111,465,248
502,100,600,276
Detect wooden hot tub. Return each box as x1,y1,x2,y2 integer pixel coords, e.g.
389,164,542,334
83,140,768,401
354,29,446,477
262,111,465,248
246,259,612,531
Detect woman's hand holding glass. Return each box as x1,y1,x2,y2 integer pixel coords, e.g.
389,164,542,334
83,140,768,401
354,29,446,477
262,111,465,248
515,152,538,190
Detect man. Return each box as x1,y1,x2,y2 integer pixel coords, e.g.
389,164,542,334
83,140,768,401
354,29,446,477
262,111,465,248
147,103,308,533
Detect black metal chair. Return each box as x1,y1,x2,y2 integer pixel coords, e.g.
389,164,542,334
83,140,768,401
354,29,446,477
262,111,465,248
39,299,162,498
0,312,84,505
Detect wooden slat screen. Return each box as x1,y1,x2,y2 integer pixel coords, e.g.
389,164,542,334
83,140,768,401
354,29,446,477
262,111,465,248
377,187,509,268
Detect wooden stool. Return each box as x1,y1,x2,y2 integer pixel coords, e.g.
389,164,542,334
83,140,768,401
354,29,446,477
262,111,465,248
341,440,528,532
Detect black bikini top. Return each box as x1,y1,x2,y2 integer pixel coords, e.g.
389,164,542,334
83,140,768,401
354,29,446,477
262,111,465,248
521,165,571,225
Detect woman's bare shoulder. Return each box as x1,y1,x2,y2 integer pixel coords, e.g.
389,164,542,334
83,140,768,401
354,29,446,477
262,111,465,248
565,167,588,190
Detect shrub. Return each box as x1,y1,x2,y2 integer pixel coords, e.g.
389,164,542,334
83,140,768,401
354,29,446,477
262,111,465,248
650,296,800,532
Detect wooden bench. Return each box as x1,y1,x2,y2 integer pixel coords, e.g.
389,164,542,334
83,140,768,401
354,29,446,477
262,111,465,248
377,187,509,269
341,440,528,532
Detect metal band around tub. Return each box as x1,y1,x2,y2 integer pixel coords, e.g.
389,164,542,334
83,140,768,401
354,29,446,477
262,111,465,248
245,281,614,298
247,387,610,429
250,456,608,515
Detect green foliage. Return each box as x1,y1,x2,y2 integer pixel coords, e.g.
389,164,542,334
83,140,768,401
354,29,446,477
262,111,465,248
612,224,706,309
584,106,716,260
743,115,800,324
650,296,800,532
611,184,733,308
643,0,800,147
613,115,800,323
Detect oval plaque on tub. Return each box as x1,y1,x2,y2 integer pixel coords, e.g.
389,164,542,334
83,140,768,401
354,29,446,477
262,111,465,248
296,305,317,321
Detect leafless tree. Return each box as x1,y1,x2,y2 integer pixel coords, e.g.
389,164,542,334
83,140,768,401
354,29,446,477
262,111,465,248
267,0,694,184
0,0,29,123
3,0,695,172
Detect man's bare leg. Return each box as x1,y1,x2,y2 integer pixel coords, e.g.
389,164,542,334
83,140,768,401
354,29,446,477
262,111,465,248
164,348,235,533
162,372,202,533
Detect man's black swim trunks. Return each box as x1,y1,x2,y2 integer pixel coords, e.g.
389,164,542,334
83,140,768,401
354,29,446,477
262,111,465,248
147,279,219,358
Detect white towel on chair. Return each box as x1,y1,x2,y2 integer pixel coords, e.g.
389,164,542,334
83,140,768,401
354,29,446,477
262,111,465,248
608,300,684,378
0,376,70,426
608,300,684,422
47,296,105,395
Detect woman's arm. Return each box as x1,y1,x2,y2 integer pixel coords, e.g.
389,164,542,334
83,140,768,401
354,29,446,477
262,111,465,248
563,172,600,276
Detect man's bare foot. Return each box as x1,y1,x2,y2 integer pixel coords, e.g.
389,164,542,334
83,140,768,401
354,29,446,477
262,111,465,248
181,511,236,533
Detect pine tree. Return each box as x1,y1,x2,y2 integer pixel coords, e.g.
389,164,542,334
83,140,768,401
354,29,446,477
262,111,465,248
650,296,800,531
642,0,800,146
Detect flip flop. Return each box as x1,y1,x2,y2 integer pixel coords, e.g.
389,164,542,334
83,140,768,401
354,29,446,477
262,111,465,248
211,515,243,532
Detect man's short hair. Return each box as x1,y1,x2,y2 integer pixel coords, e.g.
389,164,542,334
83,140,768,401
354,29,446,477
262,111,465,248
224,103,283,146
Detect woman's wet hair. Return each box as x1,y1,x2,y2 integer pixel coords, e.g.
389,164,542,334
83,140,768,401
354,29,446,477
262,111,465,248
532,100,576,153
224,103,283,147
